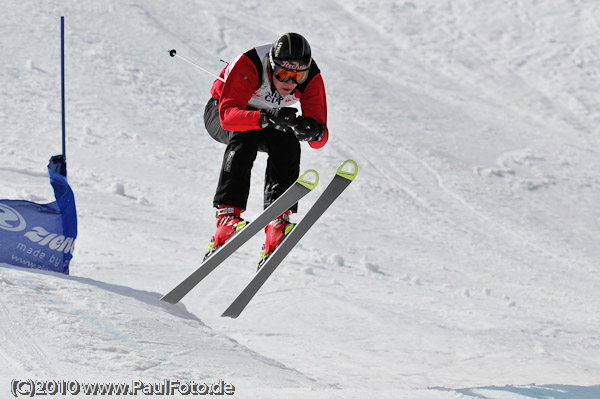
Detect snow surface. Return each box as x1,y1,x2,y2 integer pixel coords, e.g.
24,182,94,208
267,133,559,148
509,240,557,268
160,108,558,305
1,0,600,398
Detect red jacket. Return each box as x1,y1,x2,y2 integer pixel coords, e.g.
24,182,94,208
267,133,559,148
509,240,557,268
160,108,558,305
210,44,328,149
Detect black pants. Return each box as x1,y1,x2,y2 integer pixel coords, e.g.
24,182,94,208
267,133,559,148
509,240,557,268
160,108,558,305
204,98,300,212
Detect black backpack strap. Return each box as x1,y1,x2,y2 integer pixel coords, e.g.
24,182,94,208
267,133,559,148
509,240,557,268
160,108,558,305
243,48,264,89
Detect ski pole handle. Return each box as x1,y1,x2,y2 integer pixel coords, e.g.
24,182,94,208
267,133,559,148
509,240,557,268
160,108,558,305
168,49,225,83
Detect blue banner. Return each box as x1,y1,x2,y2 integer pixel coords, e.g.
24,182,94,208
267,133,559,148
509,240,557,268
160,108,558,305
0,157,77,274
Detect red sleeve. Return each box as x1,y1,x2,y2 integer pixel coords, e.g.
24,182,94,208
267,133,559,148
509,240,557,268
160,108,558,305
299,73,329,149
211,55,262,131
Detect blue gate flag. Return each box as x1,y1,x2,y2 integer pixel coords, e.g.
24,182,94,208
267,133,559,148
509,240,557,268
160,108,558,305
0,156,77,274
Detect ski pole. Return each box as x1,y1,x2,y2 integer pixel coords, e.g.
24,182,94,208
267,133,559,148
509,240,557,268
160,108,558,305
168,49,225,83
61,16,66,158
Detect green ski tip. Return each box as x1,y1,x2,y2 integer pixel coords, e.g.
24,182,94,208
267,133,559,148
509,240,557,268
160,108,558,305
336,160,358,181
298,169,319,190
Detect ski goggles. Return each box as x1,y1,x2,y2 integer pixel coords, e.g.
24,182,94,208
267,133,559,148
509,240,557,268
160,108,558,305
272,65,310,84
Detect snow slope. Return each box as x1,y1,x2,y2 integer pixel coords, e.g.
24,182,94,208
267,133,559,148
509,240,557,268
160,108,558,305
1,0,599,398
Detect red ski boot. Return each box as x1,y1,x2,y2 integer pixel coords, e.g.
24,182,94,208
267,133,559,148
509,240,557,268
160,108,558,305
204,206,247,261
258,210,294,269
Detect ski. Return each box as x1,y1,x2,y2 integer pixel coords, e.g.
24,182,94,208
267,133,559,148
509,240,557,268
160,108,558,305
160,169,319,304
221,160,358,318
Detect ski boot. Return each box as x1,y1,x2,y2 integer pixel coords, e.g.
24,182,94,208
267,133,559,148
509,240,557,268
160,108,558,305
204,205,247,261
258,210,294,270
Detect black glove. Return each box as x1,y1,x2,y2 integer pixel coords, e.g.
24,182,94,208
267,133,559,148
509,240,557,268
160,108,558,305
259,107,298,131
292,116,325,141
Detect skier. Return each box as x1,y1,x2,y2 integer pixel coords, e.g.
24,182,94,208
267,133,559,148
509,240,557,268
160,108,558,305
203,32,328,263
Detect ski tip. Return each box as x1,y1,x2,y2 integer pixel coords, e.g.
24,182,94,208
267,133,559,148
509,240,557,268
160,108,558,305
337,160,358,181
297,169,319,190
